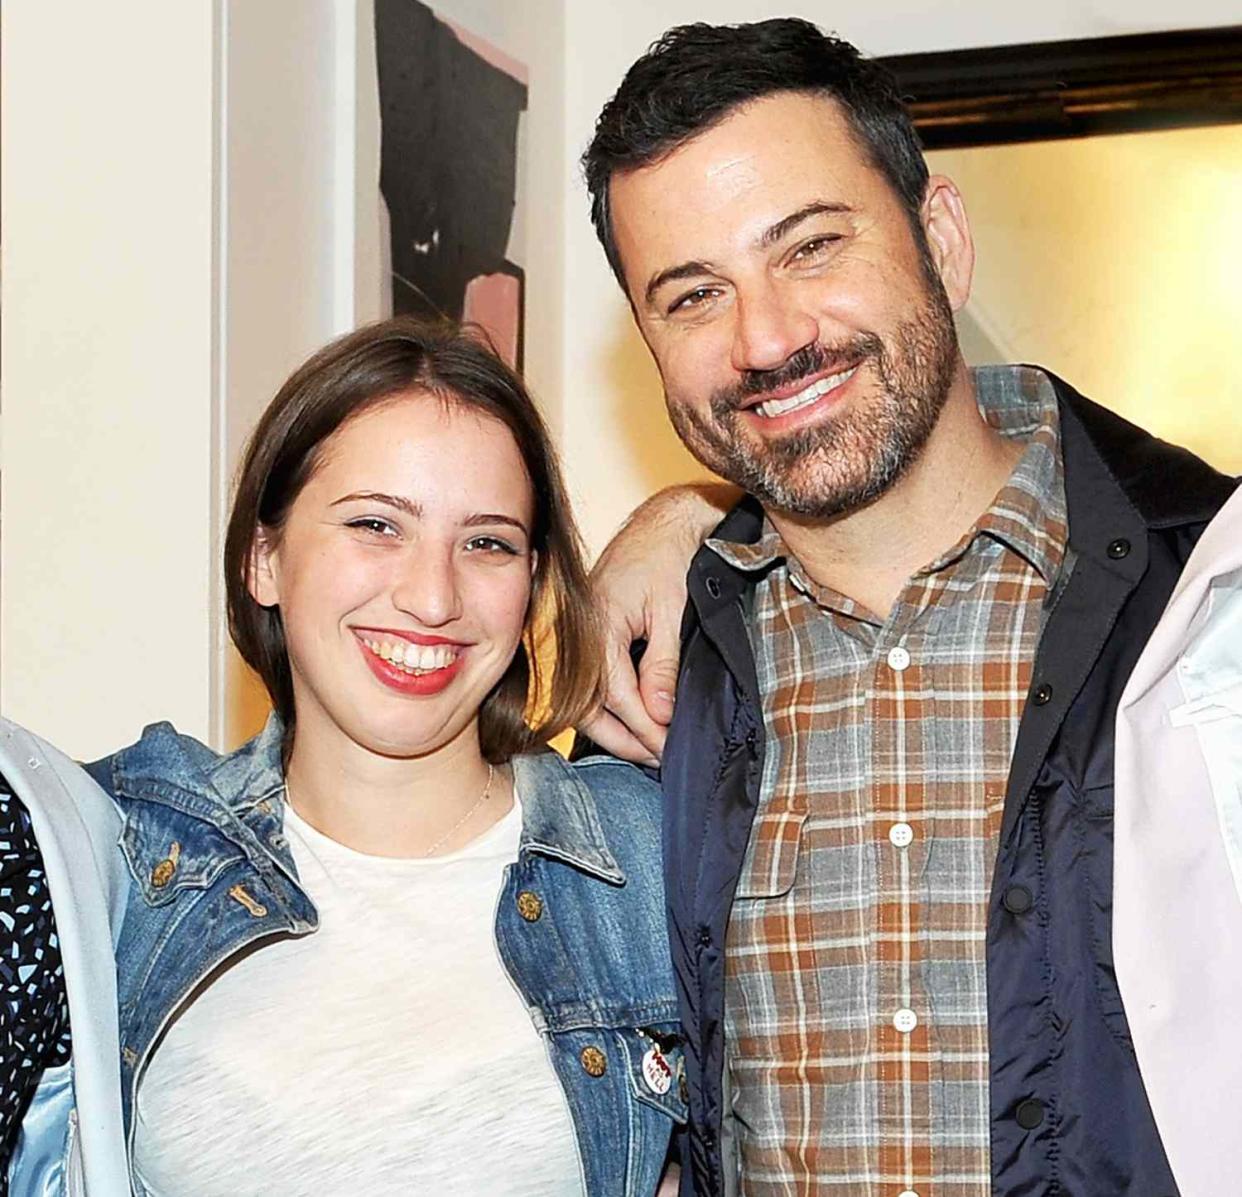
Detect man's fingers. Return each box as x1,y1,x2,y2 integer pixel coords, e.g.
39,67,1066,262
598,633,669,760
578,708,660,769
637,646,679,727
637,602,683,727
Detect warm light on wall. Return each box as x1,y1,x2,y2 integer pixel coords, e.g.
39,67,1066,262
930,124,1242,474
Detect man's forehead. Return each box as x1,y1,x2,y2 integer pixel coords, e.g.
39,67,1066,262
609,94,869,286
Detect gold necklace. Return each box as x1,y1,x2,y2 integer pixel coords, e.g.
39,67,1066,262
283,764,497,858
422,763,496,857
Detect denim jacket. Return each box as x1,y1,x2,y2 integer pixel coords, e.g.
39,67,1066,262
88,717,685,1197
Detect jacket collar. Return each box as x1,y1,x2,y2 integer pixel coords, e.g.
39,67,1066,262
1050,370,1236,532
113,717,624,883
109,713,286,817
512,751,625,884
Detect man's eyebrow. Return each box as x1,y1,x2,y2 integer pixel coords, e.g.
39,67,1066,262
642,202,855,306
759,201,854,248
330,492,421,517
644,260,717,308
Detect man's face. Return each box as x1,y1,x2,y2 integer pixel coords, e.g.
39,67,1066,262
610,91,965,520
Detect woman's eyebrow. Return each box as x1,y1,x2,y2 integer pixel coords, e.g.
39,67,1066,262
464,512,529,534
330,491,421,517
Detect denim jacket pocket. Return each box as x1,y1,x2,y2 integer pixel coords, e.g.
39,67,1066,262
619,1026,689,1124
121,805,245,906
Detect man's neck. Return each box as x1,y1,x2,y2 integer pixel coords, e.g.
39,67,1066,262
768,367,1025,621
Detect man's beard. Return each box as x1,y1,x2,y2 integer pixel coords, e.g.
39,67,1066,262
665,278,959,520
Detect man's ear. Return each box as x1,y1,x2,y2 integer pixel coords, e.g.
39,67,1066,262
921,174,975,312
248,527,281,608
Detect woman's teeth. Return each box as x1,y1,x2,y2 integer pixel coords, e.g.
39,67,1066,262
361,637,460,675
754,364,858,419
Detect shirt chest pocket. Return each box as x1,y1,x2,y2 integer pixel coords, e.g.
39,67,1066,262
121,804,245,907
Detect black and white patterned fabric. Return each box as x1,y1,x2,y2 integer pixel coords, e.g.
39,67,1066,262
0,779,70,1191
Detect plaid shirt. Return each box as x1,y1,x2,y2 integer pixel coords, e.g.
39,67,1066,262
707,366,1068,1196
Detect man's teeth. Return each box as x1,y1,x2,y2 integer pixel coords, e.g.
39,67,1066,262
361,637,460,675
754,365,858,419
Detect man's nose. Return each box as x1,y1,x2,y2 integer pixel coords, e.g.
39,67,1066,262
391,548,462,627
729,282,818,374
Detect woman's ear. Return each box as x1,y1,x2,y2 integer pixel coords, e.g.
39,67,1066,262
248,527,281,608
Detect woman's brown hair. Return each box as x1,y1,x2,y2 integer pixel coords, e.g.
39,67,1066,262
223,317,600,762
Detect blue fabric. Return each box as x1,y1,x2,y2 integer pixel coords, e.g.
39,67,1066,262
93,719,681,1197
0,720,130,1197
663,373,1236,1196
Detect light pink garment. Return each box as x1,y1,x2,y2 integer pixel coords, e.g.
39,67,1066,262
1114,483,1242,1197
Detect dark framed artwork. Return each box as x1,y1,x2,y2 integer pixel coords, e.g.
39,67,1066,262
374,0,528,368
878,24,1242,150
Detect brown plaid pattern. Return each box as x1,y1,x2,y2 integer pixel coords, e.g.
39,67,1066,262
708,367,1067,1196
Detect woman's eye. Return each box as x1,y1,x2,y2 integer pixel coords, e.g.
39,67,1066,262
464,535,519,556
346,516,398,537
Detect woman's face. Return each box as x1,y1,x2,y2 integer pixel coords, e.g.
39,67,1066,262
249,391,536,761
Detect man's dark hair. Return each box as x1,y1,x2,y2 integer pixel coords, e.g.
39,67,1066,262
583,18,929,288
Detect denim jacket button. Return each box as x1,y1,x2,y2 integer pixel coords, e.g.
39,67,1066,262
580,1046,607,1077
150,842,181,888
516,891,543,922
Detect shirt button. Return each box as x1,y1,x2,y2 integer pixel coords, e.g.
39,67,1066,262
889,822,914,848
893,1007,918,1033
886,645,911,672
516,891,543,922
898,1190,920,1197
580,1046,607,1077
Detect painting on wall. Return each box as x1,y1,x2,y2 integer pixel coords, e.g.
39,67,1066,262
374,0,529,368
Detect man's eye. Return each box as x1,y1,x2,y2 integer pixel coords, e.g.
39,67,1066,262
790,235,840,262
346,516,398,537
668,287,718,315
464,535,519,556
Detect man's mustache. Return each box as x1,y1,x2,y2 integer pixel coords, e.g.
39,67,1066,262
710,336,880,418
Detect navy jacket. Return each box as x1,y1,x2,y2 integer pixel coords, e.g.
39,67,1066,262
662,374,1235,1195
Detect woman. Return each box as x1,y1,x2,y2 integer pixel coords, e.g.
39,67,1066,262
80,318,683,1195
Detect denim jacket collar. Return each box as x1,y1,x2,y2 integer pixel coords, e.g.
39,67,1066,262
511,751,625,885
109,714,286,818
112,715,624,884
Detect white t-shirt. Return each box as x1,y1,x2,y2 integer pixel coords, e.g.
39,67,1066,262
131,793,583,1196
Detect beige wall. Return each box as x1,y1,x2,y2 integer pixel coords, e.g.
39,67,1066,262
1,1,358,758
929,125,1242,475
2,3,219,759
556,0,1240,555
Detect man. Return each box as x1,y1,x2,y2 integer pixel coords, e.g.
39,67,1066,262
578,18,1235,1197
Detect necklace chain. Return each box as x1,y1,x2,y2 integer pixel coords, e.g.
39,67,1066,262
282,763,497,859
422,763,496,857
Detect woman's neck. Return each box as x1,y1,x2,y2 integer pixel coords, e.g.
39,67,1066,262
281,721,509,858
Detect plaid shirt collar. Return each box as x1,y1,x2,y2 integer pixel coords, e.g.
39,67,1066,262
708,364,1066,597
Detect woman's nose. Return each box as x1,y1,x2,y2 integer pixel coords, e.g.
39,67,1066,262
391,548,462,627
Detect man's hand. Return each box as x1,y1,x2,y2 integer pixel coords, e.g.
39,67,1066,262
583,484,738,764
